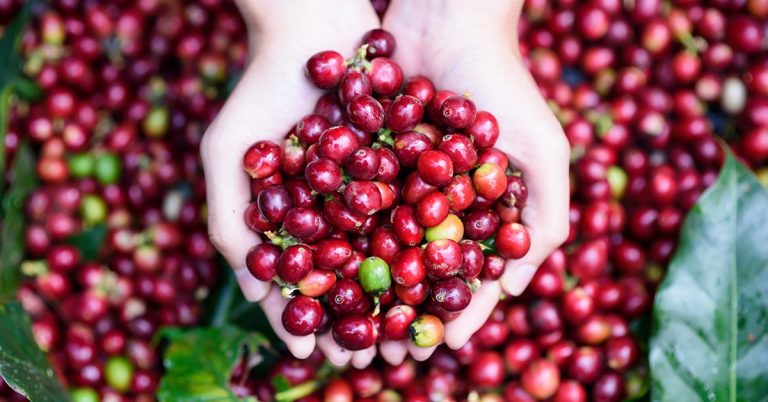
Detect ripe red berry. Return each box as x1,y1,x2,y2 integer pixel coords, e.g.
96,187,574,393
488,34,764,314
332,315,376,351
368,58,403,96
416,191,450,227
282,296,324,336
440,95,477,129
306,50,345,88
387,95,424,132
382,305,416,340
347,95,385,133
495,223,531,259
521,359,561,400
361,29,396,59
243,141,281,179
424,239,462,278
417,150,454,186
473,163,507,200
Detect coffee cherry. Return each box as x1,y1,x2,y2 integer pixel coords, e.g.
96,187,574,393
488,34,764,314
521,359,560,400
306,50,345,88
417,150,454,186
473,163,507,200
297,270,337,297
318,126,359,164
328,279,364,315
425,213,465,242
344,181,382,216
495,223,531,259
438,134,478,174
276,245,313,283
359,257,391,296
431,277,471,312
383,305,416,340
282,296,324,336
409,314,444,348
391,247,426,287
440,95,477,129
466,111,500,149
347,95,385,133
416,191,450,227
243,141,280,179
368,58,403,96
345,146,381,180
361,29,396,59
246,243,280,281
468,351,505,389
332,315,375,351
424,239,462,278
387,95,424,132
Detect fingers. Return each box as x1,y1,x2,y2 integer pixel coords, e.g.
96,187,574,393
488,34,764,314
444,281,501,349
379,340,409,366
407,342,439,362
500,162,570,295
499,128,569,295
200,106,270,301
317,334,353,367
351,346,377,369
234,268,271,302
499,164,569,295
318,334,377,368
260,287,316,359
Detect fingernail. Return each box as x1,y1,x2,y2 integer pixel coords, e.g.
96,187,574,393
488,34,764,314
235,268,269,301
502,263,538,296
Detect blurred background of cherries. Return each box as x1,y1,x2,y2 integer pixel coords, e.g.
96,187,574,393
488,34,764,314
0,0,766,400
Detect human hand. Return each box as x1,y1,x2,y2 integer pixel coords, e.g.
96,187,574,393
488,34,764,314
380,0,570,361
200,0,379,363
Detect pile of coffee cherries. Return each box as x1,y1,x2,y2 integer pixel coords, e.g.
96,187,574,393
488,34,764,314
2,0,767,399
1,0,247,400
243,30,531,350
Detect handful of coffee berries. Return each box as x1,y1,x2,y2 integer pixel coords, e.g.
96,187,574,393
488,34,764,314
242,29,530,351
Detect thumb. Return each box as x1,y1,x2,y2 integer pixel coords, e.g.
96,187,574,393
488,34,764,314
500,210,569,296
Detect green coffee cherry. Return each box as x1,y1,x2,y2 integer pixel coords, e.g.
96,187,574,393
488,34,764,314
359,256,391,295
80,194,107,225
143,106,169,138
94,153,121,185
68,153,95,178
105,356,134,392
607,166,628,199
70,388,99,402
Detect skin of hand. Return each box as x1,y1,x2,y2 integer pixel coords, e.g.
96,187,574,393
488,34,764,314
378,0,570,363
200,0,381,366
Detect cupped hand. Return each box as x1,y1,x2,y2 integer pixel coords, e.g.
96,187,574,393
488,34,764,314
200,0,380,365
380,0,570,361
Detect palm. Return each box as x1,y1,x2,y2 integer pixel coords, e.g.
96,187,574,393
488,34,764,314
382,3,570,354
201,2,379,362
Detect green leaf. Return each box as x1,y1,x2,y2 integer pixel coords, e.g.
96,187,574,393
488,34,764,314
272,375,291,393
650,152,768,402
157,325,268,402
0,1,36,200
201,264,281,347
11,76,42,101
66,224,107,262
0,2,31,83
0,301,70,401
0,142,37,300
